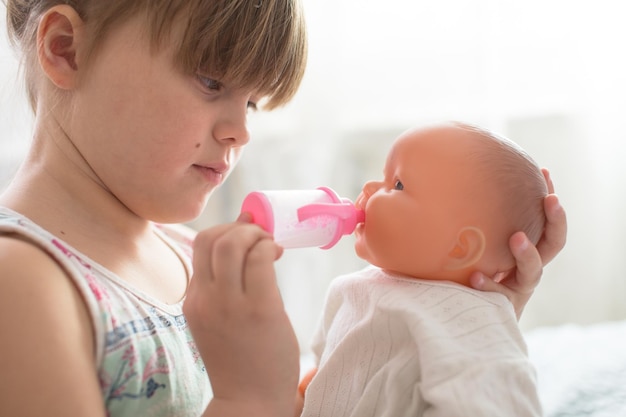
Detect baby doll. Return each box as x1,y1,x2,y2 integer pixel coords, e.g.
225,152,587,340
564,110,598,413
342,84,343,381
300,122,547,417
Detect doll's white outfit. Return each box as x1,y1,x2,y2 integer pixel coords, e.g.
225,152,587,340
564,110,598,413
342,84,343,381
301,265,542,417
0,207,211,417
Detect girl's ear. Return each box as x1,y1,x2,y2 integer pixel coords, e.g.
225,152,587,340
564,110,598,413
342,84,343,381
444,226,486,271
37,5,85,90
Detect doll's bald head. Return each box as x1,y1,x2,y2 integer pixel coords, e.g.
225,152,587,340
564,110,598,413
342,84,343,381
354,122,547,285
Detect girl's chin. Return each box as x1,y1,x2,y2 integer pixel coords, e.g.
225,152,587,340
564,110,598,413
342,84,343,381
165,199,209,224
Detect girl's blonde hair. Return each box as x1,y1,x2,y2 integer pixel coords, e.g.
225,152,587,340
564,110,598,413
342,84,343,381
5,0,308,111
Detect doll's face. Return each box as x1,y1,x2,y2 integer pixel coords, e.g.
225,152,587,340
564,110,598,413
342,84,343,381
354,125,485,280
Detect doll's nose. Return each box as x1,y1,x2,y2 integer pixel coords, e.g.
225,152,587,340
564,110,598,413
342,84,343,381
362,180,382,197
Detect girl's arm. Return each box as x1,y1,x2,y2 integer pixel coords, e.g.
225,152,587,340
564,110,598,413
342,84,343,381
186,215,300,417
0,237,106,417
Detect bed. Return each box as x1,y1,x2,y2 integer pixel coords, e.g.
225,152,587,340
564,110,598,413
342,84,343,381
526,320,626,417
299,320,626,416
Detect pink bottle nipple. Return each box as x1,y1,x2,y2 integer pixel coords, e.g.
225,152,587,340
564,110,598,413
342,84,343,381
297,187,365,249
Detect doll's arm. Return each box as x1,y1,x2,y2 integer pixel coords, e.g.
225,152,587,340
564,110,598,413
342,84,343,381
295,368,317,416
470,169,567,319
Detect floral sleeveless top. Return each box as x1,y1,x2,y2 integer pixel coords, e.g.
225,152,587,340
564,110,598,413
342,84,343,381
0,207,211,417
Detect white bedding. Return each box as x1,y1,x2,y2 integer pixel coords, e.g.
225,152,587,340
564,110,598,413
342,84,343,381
526,320,626,417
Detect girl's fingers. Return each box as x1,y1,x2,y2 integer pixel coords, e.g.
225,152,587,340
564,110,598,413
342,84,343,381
193,219,274,292
192,222,242,282
469,271,512,298
541,168,555,194
243,238,283,300
536,194,567,266
469,231,539,319
507,231,540,294
538,168,567,265
209,225,267,293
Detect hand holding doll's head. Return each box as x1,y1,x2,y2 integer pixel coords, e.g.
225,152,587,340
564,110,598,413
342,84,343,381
354,122,548,286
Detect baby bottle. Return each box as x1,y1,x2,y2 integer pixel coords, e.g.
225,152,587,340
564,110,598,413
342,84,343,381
240,187,365,249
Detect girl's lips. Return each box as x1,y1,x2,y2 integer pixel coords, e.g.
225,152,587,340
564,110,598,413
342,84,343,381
193,164,227,185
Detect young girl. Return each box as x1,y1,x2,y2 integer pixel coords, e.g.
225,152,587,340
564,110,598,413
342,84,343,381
0,1,566,416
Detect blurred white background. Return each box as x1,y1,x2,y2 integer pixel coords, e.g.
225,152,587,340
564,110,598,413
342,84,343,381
2,0,626,353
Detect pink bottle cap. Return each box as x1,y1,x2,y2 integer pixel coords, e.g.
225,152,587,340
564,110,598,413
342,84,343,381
240,191,276,234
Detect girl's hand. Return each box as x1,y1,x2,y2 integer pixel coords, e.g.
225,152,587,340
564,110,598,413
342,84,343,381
470,169,567,319
185,214,299,417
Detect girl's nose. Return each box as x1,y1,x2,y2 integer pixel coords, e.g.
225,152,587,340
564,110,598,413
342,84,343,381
213,99,251,147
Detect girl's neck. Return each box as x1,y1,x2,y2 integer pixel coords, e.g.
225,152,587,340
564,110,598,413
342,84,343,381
0,116,154,246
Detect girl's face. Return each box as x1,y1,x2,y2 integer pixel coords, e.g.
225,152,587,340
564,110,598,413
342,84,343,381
65,15,258,223
354,127,473,279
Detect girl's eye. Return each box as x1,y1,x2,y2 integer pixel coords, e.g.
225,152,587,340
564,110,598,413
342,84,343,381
394,180,404,191
196,75,222,92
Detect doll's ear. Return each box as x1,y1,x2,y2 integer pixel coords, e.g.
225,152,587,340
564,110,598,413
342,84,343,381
37,5,85,90
444,226,486,271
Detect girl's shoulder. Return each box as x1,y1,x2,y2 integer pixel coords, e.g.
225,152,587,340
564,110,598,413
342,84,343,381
0,208,92,317
0,233,103,416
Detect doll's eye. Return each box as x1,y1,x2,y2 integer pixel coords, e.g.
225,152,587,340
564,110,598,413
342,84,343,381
394,180,404,191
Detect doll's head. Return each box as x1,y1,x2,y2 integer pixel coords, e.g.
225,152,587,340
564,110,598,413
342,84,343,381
354,122,547,286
